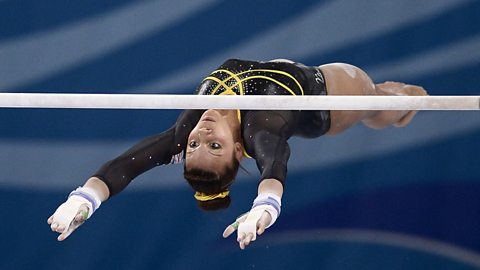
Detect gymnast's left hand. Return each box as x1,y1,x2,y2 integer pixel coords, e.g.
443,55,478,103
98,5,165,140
222,210,272,250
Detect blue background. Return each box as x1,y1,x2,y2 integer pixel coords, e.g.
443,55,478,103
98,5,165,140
1,0,479,269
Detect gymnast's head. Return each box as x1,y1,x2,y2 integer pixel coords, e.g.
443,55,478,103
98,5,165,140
183,109,243,211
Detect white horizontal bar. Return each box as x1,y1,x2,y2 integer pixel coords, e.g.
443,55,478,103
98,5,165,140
0,93,478,110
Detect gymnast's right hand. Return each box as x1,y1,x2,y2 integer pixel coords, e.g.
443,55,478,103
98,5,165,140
47,186,101,241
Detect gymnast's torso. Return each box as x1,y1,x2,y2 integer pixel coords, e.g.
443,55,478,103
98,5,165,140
197,59,331,138
93,59,331,194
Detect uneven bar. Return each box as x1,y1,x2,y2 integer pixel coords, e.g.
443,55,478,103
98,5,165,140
0,93,478,110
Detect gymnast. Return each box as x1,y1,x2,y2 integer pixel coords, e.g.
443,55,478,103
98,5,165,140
48,59,427,249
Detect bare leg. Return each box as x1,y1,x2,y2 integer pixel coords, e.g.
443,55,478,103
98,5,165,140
319,63,427,135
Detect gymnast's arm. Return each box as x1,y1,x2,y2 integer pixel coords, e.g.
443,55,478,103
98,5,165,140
48,110,202,241
223,111,294,249
91,126,178,197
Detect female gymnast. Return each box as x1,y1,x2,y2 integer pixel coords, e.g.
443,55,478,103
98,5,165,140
48,59,427,249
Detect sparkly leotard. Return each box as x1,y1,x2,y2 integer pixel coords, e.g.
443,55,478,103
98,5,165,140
94,59,330,195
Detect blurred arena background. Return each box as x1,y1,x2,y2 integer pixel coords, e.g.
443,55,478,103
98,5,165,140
1,0,479,269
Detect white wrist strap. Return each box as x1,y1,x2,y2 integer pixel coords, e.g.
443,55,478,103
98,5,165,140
53,196,89,232
237,193,282,242
52,186,102,232
68,186,102,217
252,193,281,229
68,187,102,213
53,187,102,225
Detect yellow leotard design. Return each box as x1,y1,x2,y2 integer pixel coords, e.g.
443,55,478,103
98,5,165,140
202,68,304,96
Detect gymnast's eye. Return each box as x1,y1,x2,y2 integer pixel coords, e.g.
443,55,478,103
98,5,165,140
210,142,222,150
188,141,199,148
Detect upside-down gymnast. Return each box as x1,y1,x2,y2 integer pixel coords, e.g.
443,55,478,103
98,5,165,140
48,59,427,249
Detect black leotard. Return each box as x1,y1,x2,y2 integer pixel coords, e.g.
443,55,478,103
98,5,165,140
93,59,330,196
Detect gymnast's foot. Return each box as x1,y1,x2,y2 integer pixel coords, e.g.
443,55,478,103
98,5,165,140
389,83,428,127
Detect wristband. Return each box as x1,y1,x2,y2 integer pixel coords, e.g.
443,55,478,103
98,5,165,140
51,186,102,233
237,193,282,242
252,193,282,229
68,186,102,218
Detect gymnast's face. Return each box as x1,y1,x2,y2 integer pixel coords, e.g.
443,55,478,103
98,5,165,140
185,109,242,172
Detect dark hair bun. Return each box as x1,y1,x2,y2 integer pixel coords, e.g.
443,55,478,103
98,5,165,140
197,196,231,211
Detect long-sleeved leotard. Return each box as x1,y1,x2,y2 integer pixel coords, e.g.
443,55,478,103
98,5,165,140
93,59,330,196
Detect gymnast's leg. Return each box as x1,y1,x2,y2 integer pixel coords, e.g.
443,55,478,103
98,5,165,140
319,63,428,135
364,81,428,129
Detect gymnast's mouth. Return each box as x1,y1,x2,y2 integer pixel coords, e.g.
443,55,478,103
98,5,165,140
201,116,216,122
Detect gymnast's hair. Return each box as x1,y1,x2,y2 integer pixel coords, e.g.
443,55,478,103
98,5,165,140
183,153,240,211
